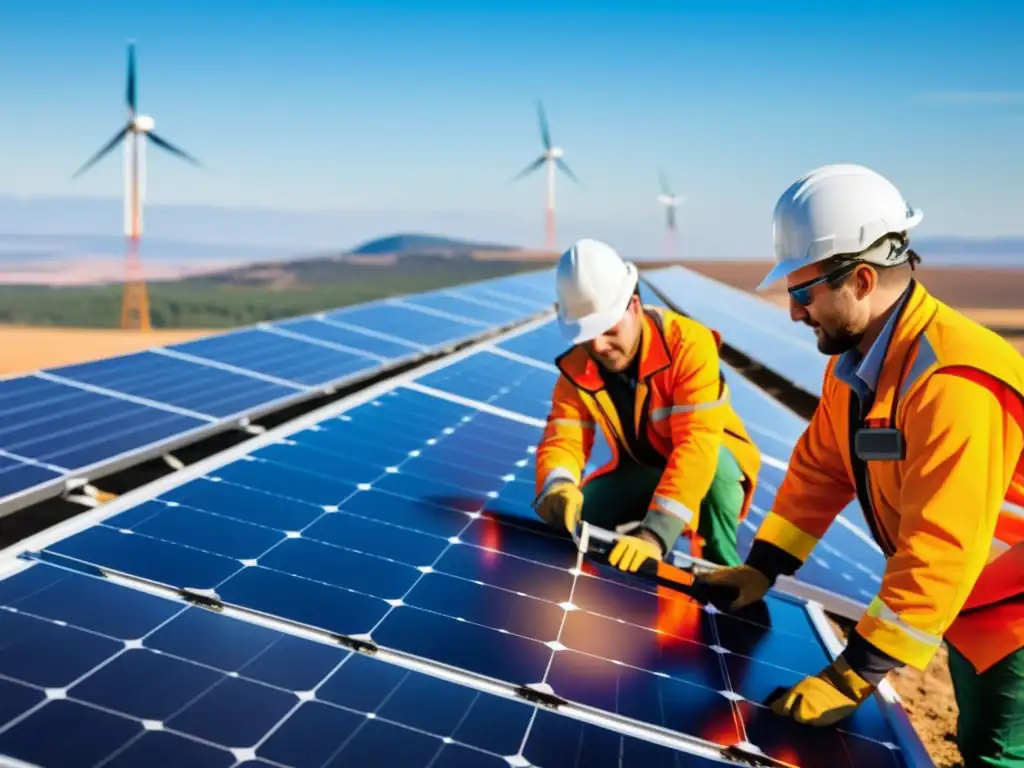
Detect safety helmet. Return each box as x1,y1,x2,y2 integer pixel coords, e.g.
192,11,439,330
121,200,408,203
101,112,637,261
758,163,923,290
555,238,639,344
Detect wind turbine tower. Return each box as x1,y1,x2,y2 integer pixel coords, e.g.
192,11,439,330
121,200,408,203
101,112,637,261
512,101,579,251
72,42,202,331
658,171,682,260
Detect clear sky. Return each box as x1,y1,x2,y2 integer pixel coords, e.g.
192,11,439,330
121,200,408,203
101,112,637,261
1,0,1022,257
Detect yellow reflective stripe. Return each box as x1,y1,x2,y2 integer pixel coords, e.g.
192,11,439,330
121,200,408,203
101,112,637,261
857,596,945,670
651,397,727,423
650,495,694,524
550,418,595,429
755,511,820,562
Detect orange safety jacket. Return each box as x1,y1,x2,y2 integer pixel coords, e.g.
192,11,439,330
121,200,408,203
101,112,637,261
750,280,1024,674
534,306,762,557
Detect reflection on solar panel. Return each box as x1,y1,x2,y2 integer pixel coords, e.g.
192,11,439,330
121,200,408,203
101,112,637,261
0,270,554,518
643,266,827,397
0,322,928,767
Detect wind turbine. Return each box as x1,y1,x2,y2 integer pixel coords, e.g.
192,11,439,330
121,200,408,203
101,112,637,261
658,170,682,260
72,41,202,331
511,101,579,250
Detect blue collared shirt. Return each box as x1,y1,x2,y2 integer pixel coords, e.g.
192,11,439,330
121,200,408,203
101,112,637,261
833,286,913,408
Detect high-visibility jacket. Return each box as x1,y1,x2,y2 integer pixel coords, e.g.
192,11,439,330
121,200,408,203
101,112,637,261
749,280,1024,674
535,306,762,556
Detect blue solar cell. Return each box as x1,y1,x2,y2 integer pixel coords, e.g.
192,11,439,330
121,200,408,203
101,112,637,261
459,282,551,314
46,351,301,419
168,328,378,387
415,350,557,420
273,317,423,358
325,303,484,347
0,562,723,768
0,453,62,498
642,268,827,396
0,375,208,471
402,290,526,326
497,320,572,362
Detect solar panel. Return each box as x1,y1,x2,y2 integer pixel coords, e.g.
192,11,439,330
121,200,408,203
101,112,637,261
642,267,827,397
0,324,928,768
0,270,554,518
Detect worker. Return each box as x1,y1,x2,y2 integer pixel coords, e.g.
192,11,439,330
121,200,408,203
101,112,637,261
697,164,1024,767
531,238,762,570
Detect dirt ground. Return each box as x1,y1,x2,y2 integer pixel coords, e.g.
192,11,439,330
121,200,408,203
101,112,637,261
0,326,214,376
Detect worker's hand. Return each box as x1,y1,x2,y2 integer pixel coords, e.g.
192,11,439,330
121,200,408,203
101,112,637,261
535,482,584,534
608,532,664,572
694,565,770,611
769,656,876,726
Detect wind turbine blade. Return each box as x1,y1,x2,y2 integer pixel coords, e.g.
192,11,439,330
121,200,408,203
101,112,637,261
659,169,671,196
126,42,137,114
511,156,546,182
537,101,551,150
555,158,580,185
71,126,130,179
148,132,203,167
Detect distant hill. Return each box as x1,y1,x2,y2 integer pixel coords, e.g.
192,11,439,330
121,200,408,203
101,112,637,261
347,233,521,258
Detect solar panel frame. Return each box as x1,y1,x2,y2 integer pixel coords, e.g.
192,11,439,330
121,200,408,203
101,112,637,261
0,271,554,519
0,319,931,768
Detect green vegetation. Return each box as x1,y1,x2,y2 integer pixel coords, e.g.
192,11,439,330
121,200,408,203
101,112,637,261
0,258,543,329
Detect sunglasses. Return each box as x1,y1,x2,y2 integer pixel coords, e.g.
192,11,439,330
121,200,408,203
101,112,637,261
788,260,861,306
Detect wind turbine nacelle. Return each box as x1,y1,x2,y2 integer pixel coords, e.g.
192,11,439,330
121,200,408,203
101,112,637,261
134,115,155,132
548,147,565,159
658,194,679,207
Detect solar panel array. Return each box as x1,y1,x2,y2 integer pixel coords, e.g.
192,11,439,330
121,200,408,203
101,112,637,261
0,310,928,767
642,267,827,397
0,271,554,517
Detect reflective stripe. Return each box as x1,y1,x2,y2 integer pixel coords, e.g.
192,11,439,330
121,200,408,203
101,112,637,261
866,596,943,649
532,466,578,508
649,494,694,524
651,396,727,423
550,418,595,429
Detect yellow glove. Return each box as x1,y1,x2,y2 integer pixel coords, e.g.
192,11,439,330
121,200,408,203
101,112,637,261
535,482,584,533
608,534,663,572
694,565,770,611
770,656,876,726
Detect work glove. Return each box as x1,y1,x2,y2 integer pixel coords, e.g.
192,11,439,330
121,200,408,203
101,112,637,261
535,482,584,534
694,565,770,611
608,533,663,573
768,656,876,726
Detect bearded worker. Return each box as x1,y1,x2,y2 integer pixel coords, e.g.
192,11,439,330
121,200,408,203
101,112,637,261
698,164,1024,767
532,238,762,570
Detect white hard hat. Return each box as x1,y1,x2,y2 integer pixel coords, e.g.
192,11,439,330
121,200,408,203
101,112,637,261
555,239,638,344
758,163,923,290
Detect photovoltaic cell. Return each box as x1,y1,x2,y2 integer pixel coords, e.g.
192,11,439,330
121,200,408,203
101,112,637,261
0,561,726,768
273,317,424,358
323,303,486,348
0,375,208,472
167,329,381,387
47,350,302,419
643,267,827,396
404,290,527,326
9,367,918,767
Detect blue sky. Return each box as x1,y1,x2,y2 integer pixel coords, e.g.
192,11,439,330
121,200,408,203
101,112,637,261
1,0,1022,258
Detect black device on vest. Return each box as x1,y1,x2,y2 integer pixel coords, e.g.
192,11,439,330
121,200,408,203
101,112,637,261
850,284,921,463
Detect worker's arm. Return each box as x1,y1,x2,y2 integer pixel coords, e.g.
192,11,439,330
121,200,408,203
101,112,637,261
850,370,1024,673
640,324,728,552
534,374,595,501
746,364,857,583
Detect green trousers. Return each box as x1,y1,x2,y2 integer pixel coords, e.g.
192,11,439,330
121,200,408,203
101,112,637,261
580,443,745,566
948,643,1024,767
